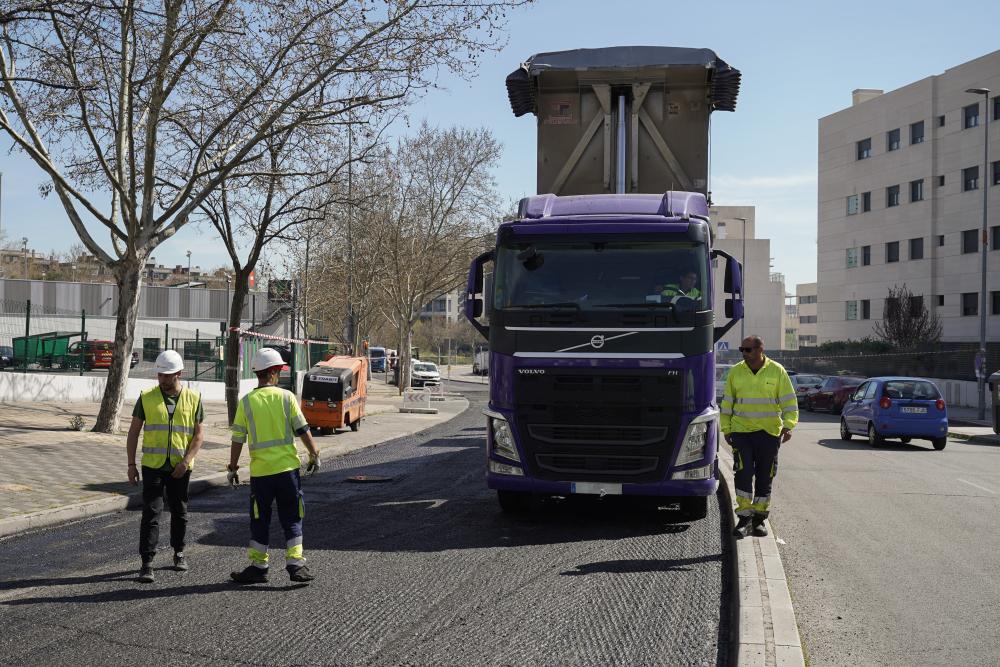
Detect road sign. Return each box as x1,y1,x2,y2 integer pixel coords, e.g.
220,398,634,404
716,341,730,351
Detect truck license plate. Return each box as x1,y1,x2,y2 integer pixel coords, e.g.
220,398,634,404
571,482,622,496
901,406,927,414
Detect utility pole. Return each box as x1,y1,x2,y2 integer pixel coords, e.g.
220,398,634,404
735,217,748,342
346,115,355,354
966,87,991,421
21,237,28,279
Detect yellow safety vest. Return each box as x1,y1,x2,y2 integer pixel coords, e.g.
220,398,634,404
231,386,309,477
661,284,702,299
140,387,200,470
720,357,798,437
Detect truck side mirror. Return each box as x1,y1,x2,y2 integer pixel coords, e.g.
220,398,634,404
464,250,493,339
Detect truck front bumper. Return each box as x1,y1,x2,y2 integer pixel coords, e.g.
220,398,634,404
486,468,719,497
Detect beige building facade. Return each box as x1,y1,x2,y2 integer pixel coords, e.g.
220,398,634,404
710,205,790,350
796,282,818,348
817,51,1000,343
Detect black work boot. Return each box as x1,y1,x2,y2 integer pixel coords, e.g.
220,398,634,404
287,564,315,583
138,563,154,583
230,565,269,584
732,516,753,539
752,517,768,537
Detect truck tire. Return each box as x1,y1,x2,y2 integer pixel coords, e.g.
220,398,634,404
350,418,360,432
497,490,533,515
320,427,335,436
679,496,708,521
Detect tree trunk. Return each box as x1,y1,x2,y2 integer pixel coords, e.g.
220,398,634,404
225,271,252,423
93,260,144,433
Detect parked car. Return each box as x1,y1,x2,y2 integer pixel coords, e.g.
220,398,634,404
715,363,734,402
0,345,13,369
791,374,825,406
840,377,948,449
410,362,441,387
62,340,115,371
806,375,866,414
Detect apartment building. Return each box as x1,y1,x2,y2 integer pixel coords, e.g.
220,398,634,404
817,50,1000,343
796,282,818,347
710,205,790,350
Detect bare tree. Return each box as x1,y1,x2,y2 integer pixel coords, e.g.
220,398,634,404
369,123,502,392
872,284,942,350
0,0,531,431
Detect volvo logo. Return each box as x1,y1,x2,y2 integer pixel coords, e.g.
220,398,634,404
517,369,545,374
590,335,605,349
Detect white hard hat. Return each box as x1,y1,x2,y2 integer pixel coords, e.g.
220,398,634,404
252,347,287,372
154,349,184,374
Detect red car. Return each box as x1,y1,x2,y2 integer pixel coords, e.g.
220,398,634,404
806,375,866,414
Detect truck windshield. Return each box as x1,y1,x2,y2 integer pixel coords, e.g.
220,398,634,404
493,239,708,310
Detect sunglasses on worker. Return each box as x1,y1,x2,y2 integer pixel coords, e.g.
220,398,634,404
738,346,758,353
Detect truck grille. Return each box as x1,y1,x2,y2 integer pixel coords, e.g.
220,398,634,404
527,424,667,446
536,454,659,476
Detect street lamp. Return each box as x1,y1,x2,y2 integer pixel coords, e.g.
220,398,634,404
734,217,748,341
186,250,192,291
966,87,990,421
21,237,27,279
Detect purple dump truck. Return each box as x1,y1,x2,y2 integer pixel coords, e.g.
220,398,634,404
464,47,745,518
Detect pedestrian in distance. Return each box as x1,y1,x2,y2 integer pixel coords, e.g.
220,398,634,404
720,335,798,539
228,347,322,584
126,349,205,583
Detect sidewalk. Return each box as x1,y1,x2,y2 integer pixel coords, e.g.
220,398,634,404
0,377,468,537
947,405,998,445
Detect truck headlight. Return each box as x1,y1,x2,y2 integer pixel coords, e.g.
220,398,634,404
488,460,524,476
487,413,520,462
676,410,718,466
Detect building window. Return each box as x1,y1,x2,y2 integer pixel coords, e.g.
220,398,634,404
798,315,817,324
938,235,945,247
846,247,859,268
909,237,924,260
886,241,899,263
887,128,900,151
846,194,859,215
861,299,871,320
846,300,859,321
962,229,979,253
962,292,978,316
910,120,925,144
938,114,946,127
937,294,945,307
938,175,945,187
862,245,871,266
993,160,1000,186
994,96,1000,121
862,191,871,212
909,295,923,317
993,291,1000,316
963,166,979,191
964,103,980,129
886,185,900,207
856,138,871,160
993,225,1000,251
910,179,924,202
799,295,817,305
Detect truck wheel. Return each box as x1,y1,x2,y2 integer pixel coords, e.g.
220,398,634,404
320,427,335,436
350,418,360,432
932,437,947,450
678,496,708,521
497,490,533,515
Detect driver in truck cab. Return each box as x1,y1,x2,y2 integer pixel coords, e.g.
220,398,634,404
659,268,702,301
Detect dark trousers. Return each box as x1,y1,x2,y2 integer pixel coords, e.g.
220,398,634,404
139,466,191,562
731,430,780,519
248,469,304,568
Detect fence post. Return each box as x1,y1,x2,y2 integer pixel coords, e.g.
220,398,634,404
23,298,30,373
194,329,199,379
80,309,86,377
164,323,169,354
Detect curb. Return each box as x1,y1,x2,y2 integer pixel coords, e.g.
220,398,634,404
0,397,469,541
948,431,999,445
717,446,805,667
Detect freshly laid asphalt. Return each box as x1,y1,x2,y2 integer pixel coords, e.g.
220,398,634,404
0,381,733,667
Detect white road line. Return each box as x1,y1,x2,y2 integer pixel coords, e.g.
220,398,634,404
957,478,997,494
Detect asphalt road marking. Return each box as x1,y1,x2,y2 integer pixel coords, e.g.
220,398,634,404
375,499,448,509
957,478,997,494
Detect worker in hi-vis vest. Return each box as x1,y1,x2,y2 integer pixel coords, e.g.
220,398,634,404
228,347,321,584
720,335,798,539
127,349,205,583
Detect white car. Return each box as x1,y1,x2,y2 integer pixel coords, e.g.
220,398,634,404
715,364,734,402
411,362,441,387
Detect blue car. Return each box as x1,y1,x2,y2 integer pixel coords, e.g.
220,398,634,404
840,377,949,450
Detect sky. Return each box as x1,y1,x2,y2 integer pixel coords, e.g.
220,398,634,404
2,0,1000,290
